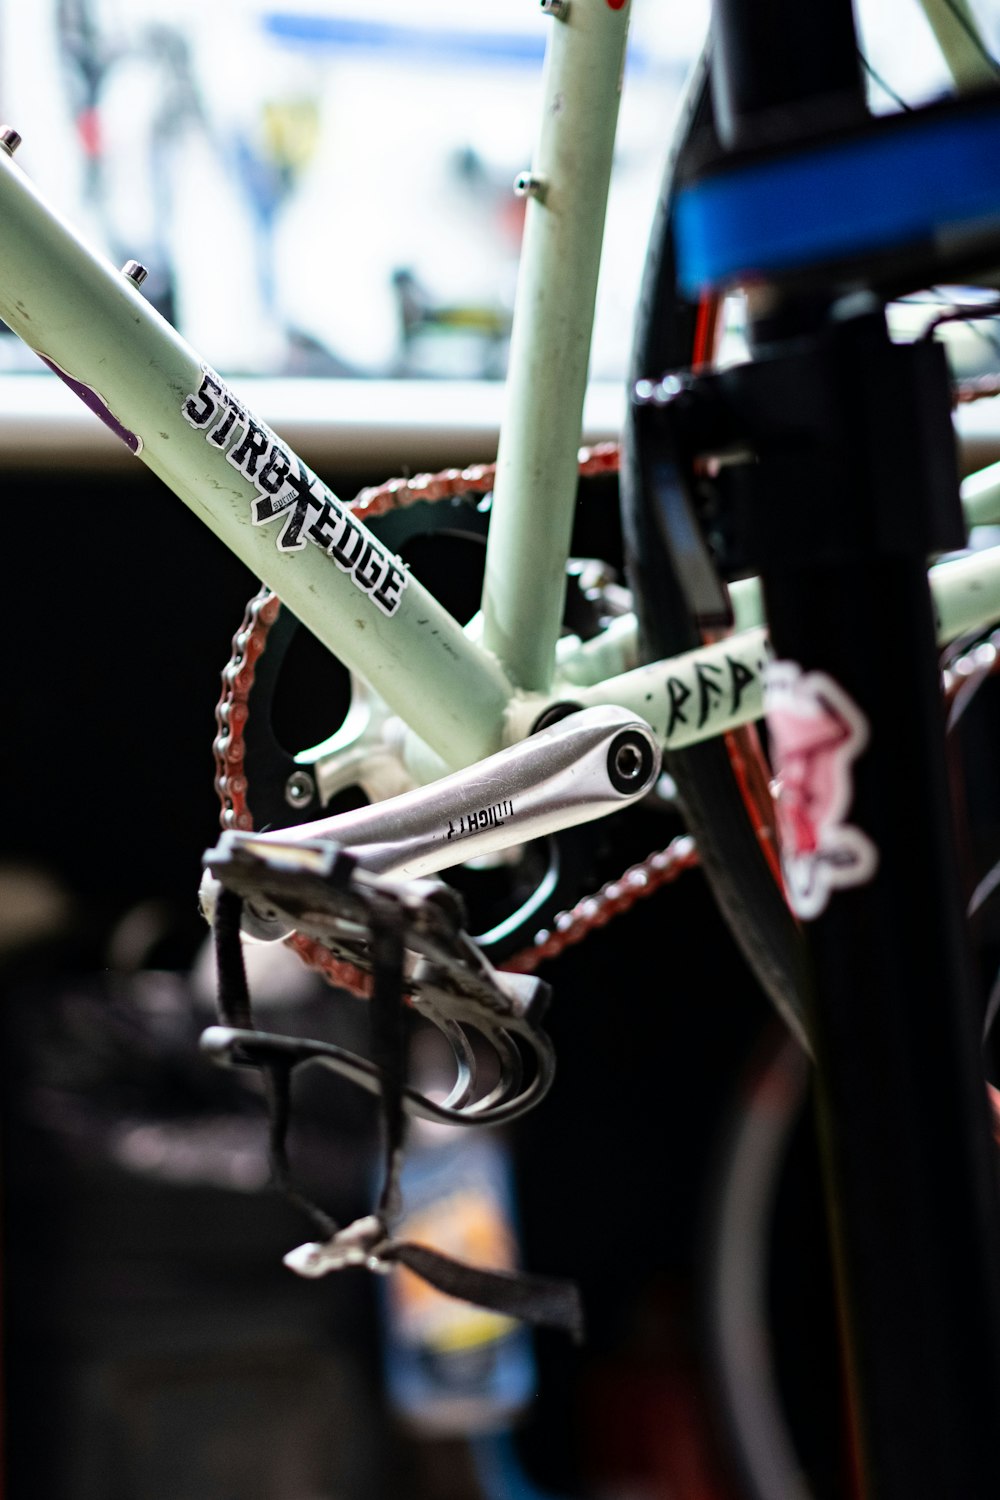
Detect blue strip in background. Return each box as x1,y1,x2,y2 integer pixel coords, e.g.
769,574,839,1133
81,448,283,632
263,14,546,65
675,108,1000,293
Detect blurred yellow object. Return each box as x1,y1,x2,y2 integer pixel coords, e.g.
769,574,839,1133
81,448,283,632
261,97,321,173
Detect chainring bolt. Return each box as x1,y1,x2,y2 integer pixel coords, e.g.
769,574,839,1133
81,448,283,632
285,770,316,810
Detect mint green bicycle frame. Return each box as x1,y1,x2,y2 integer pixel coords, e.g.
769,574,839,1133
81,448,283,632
0,0,998,798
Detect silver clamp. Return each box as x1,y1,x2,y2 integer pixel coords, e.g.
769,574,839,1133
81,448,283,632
283,1214,393,1279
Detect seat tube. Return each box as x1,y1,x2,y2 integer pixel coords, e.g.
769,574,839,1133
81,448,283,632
479,0,630,694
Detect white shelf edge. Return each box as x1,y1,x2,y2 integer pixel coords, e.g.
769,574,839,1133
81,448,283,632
0,374,626,474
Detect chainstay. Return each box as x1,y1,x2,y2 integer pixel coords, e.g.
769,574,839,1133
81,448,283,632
211,442,701,992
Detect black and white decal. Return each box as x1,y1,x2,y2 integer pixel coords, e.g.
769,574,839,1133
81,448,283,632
446,799,514,841
664,652,760,740
182,367,408,618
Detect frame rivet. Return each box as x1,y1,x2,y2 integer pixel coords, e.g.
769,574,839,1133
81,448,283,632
122,259,149,287
514,171,547,203
0,126,22,157
285,770,316,809
540,0,570,17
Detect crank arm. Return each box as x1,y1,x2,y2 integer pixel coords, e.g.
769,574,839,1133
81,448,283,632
250,704,660,880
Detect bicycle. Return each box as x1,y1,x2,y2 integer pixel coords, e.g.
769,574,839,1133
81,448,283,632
5,0,1000,1494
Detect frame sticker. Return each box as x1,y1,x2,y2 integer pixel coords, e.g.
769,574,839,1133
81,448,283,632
764,661,878,920
182,366,408,618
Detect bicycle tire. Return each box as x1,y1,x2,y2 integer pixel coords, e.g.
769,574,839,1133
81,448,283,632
620,50,811,1050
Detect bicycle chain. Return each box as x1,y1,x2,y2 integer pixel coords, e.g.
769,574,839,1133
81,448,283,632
212,442,700,992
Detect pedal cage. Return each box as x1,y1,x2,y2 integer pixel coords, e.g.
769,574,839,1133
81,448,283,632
201,830,556,1127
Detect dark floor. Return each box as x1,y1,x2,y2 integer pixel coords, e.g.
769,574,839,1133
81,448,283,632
2,463,848,1499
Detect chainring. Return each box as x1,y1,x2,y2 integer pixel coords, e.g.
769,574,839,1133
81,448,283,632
219,476,639,965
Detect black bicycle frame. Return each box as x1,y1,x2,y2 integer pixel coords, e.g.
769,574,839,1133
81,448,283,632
705,3,1000,1494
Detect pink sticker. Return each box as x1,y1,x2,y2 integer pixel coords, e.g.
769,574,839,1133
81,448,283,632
764,662,878,920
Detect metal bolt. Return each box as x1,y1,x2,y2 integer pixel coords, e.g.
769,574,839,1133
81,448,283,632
634,373,685,406
0,126,22,157
514,171,547,203
285,770,316,809
607,730,654,794
613,741,644,783
121,259,149,287
540,0,570,16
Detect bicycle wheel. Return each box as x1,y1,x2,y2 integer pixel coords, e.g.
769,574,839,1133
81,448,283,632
620,51,811,1048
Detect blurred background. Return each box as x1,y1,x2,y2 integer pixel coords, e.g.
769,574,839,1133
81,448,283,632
0,0,971,381
0,0,710,381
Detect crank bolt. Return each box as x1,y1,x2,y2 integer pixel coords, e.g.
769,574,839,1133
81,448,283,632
0,127,22,156
607,730,656,795
285,770,316,810
614,743,644,781
122,260,149,287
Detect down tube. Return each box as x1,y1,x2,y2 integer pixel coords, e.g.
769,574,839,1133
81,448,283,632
0,149,512,772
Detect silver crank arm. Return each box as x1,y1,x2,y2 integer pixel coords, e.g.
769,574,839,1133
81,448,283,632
257,704,659,880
